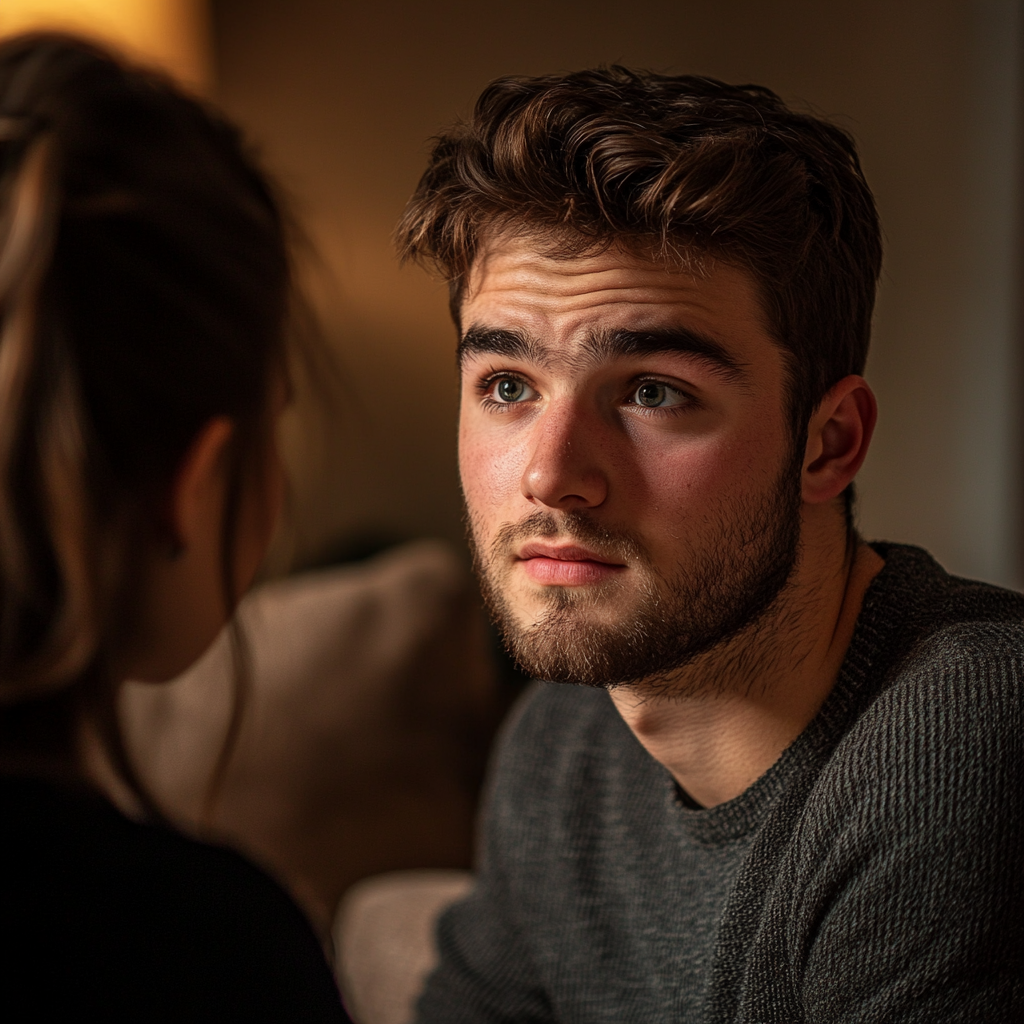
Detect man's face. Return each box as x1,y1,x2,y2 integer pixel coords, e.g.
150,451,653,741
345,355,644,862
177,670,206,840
458,234,803,691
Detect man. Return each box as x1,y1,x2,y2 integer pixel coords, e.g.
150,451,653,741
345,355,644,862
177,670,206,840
397,68,1024,1021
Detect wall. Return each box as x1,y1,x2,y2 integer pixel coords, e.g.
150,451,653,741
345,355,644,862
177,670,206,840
0,0,211,90
212,0,1022,584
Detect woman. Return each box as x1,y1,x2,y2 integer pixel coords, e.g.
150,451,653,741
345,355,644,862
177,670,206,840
0,33,350,1021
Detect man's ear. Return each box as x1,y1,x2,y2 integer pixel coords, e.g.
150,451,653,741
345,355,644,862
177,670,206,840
168,417,235,556
801,375,877,505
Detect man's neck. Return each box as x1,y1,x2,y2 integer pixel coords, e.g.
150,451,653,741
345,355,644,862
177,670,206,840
609,523,884,808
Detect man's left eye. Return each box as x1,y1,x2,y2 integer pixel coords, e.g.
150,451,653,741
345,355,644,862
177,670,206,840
491,377,537,403
630,382,688,408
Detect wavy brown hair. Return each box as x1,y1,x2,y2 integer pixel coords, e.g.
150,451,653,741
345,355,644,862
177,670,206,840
397,66,882,441
0,34,291,816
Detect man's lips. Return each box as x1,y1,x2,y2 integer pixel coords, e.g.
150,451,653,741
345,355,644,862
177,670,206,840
515,543,627,586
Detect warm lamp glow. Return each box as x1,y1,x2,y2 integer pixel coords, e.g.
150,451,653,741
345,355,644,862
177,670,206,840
0,0,211,91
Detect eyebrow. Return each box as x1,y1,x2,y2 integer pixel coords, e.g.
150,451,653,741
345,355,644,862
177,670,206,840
458,327,549,366
459,324,749,385
583,328,749,385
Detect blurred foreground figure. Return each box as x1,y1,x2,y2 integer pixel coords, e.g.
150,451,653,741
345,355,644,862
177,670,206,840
398,68,1024,1021
0,34,349,1021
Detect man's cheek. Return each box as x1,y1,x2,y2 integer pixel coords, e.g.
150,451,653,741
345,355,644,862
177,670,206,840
630,447,724,518
640,433,768,507
459,448,495,515
461,432,526,506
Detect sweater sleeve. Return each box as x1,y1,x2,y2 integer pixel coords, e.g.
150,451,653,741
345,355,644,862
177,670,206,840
415,687,555,1024
791,626,1024,1022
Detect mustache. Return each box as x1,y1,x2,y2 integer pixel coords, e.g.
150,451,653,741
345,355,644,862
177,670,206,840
488,509,651,566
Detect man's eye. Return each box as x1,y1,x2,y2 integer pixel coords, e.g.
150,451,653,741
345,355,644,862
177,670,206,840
630,382,688,408
492,378,536,403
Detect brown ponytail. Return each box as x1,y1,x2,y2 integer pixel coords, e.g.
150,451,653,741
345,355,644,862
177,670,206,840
0,34,292,811
0,131,103,703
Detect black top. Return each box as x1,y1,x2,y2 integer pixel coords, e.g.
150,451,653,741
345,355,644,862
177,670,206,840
417,544,1024,1023
0,776,351,1022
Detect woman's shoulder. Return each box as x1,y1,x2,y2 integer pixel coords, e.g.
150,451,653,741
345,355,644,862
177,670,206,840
0,776,349,1022
1,774,295,926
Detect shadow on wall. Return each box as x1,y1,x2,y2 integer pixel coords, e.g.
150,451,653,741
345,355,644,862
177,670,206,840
265,306,464,575
211,0,1022,585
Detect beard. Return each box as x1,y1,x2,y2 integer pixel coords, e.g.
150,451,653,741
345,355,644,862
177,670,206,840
469,460,803,694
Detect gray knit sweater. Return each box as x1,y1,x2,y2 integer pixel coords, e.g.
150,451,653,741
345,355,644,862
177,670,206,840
416,544,1024,1023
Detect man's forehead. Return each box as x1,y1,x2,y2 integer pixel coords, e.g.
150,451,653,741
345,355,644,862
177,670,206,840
460,232,775,369
465,232,716,305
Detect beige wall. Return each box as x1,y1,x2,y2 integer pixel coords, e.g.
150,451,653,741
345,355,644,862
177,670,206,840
213,0,1022,584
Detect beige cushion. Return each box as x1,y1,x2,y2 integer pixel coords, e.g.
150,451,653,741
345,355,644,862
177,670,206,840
122,540,496,935
335,870,474,1024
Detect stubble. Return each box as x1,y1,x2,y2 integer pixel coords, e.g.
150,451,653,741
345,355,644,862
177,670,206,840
468,465,803,695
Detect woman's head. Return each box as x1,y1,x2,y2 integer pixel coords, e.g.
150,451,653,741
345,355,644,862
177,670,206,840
0,36,290,717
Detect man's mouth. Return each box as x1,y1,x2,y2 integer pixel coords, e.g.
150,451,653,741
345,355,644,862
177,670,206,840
515,542,627,586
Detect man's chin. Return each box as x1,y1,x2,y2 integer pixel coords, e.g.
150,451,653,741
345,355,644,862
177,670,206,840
493,603,650,688
505,585,639,631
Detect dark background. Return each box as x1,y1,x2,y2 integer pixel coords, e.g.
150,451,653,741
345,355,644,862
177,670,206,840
210,0,1023,585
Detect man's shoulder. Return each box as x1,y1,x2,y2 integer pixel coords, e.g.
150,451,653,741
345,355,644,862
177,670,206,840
858,542,1024,716
896,614,1024,682
803,551,1024,838
828,542,1024,770
853,616,1023,765
867,541,1024,633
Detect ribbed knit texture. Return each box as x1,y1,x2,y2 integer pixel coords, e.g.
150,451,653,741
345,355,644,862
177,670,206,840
416,544,1024,1023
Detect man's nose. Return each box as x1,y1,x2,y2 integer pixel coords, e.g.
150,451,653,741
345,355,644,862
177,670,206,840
520,403,609,510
